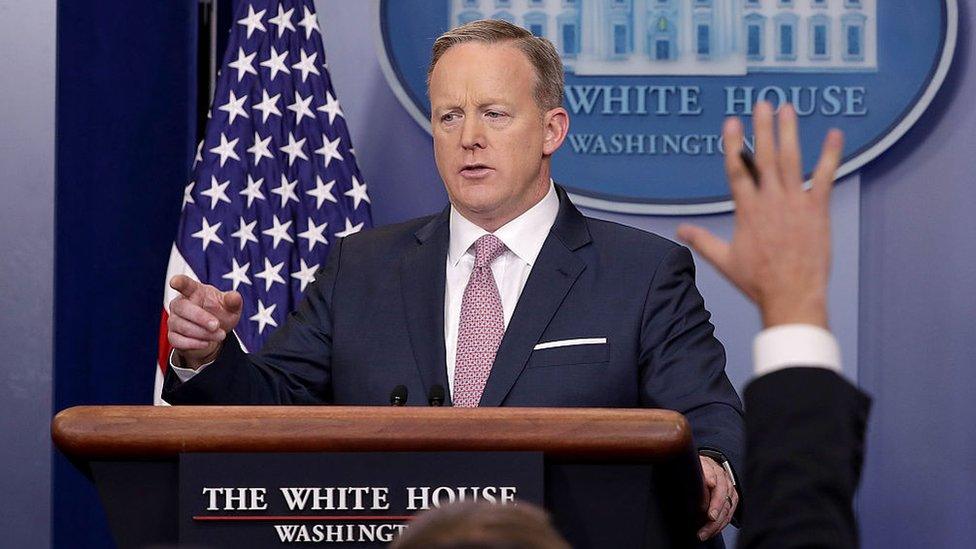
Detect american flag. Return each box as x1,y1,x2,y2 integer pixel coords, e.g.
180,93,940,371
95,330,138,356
154,0,371,403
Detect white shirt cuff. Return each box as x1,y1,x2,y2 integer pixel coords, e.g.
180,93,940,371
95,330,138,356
753,324,841,377
168,348,214,382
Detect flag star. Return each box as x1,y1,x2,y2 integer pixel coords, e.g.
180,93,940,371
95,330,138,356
238,174,266,207
291,258,319,292
262,214,294,249
221,258,252,291
297,6,321,39
268,4,295,37
287,91,315,125
307,176,337,208
247,131,274,166
237,5,266,38
335,217,364,238
249,299,278,334
182,181,195,209
252,90,281,123
343,175,370,210
317,91,344,124
279,132,308,166
291,50,320,83
218,90,249,123
231,216,259,250
192,218,223,250
271,174,300,207
227,47,258,82
193,140,204,166
298,218,329,251
209,133,240,166
200,175,232,209
254,258,286,291
315,134,343,168
260,46,291,80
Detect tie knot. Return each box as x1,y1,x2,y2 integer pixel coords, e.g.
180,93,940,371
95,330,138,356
473,234,506,268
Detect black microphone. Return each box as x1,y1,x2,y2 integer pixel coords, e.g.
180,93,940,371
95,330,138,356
389,385,408,406
427,384,445,407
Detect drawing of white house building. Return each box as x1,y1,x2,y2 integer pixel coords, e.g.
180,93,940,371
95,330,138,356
449,0,877,75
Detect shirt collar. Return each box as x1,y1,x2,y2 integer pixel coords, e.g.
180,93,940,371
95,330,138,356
448,181,559,267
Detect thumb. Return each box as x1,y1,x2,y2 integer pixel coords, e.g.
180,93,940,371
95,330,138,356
222,290,243,314
676,224,731,274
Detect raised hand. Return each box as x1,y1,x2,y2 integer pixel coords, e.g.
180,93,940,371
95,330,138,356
677,102,844,329
167,274,243,369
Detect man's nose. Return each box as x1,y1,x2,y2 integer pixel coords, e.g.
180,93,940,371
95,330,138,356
460,117,486,150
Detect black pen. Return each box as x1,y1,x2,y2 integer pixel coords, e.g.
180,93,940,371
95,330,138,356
739,149,760,185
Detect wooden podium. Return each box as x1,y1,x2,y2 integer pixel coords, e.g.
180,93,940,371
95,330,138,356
53,406,704,548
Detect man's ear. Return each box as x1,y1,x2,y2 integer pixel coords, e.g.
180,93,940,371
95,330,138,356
542,107,569,156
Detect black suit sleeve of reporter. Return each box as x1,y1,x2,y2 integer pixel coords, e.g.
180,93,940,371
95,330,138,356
738,367,871,549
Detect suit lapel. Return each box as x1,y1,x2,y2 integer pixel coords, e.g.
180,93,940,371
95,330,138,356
479,186,591,407
400,209,452,404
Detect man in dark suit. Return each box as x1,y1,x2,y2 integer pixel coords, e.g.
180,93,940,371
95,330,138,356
163,19,743,543
679,102,871,548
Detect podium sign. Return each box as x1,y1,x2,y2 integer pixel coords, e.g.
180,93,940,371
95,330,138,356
179,452,544,548
53,405,699,548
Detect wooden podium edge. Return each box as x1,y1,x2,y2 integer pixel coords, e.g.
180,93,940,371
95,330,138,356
52,405,692,461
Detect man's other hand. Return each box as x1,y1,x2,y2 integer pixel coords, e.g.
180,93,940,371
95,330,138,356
698,455,738,540
167,274,243,369
677,102,843,329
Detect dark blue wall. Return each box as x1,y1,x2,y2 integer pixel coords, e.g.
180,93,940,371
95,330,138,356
54,1,197,546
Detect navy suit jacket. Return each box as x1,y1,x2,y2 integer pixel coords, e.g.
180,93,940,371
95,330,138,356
164,186,744,472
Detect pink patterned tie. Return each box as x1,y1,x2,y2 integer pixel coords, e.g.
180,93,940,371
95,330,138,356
453,234,507,407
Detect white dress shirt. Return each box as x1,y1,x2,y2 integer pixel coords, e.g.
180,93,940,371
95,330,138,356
444,182,559,394
753,324,841,376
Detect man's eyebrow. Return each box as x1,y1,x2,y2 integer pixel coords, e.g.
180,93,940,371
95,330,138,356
431,107,463,118
443,101,512,113
431,99,511,112
476,99,509,108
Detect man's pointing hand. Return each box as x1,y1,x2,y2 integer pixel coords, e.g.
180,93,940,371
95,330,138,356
167,274,243,369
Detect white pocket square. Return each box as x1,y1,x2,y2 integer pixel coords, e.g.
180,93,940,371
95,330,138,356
533,337,607,351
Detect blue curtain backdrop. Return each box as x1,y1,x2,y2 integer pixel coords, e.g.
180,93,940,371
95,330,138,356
54,1,197,547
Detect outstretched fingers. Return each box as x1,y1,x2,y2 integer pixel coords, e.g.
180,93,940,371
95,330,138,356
811,129,845,204
751,101,780,190
776,104,804,191
676,224,732,278
723,117,757,205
